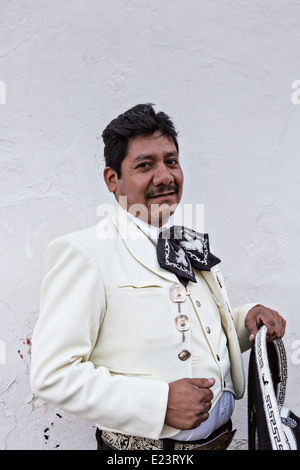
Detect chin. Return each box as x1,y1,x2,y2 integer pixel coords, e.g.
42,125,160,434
149,203,177,227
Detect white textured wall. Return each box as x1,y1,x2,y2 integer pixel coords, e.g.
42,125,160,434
1,0,300,450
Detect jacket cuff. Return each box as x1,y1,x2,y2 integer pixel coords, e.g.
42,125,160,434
233,302,261,353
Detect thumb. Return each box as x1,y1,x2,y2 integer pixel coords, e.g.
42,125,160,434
246,315,263,342
189,378,215,389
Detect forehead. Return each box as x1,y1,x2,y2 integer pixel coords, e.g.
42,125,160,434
126,131,177,160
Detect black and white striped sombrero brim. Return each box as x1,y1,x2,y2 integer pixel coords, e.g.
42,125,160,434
248,325,299,450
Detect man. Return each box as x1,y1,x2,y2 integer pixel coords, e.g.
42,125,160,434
30,103,286,450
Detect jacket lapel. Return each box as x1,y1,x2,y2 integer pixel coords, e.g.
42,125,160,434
111,207,179,284
110,207,235,315
200,267,224,305
200,267,234,332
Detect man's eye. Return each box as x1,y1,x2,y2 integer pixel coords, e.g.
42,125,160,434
167,159,179,165
136,162,152,169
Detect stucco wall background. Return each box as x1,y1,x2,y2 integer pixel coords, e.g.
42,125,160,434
1,0,300,450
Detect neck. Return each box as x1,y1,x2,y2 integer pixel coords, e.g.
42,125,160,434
124,207,173,244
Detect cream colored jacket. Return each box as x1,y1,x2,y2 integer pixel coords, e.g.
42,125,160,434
30,208,256,440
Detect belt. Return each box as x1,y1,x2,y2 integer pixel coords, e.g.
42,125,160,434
99,420,236,451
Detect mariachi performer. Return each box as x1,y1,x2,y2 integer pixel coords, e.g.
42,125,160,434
30,104,286,450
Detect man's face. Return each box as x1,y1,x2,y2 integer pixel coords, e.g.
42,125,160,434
104,130,184,226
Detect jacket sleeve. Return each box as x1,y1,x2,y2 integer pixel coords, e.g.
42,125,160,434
232,303,259,353
30,236,169,440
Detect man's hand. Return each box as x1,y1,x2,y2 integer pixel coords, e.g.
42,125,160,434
245,305,286,342
164,377,215,430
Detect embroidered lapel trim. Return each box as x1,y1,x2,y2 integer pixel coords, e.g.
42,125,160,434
164,239,194,277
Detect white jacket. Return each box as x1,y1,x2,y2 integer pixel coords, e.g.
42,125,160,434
30,208,256,439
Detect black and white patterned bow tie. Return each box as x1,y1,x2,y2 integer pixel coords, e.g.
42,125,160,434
157,226,221,286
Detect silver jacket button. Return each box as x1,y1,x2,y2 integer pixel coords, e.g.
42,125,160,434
175,315,189,332
170,284,187,303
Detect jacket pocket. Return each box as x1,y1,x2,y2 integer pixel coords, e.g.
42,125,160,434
106,281,171,345
118,282,164,289
108,366,152,377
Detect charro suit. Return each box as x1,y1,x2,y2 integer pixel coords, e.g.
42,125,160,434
30,207,257,440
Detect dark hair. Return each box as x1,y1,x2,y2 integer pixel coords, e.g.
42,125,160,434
102,103,179,177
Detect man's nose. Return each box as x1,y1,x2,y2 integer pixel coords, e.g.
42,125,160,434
152,162,174,186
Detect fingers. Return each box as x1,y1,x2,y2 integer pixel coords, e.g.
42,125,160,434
245,305,286,342
264,312,286,341
192,402,212,427
260,309,286,342
187,378,214,426
165,377,215,429
246,316,261,342
189,377,215,389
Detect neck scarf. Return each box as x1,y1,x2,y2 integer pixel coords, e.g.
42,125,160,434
157,226,221,286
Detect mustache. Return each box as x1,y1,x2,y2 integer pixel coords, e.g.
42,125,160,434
146,185,179,199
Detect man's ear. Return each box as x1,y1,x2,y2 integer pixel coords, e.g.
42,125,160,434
103,167,119,193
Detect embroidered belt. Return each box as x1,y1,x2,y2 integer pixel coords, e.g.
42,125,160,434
100,420,236,451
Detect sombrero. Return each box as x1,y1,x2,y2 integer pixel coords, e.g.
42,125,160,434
248,325,300,450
